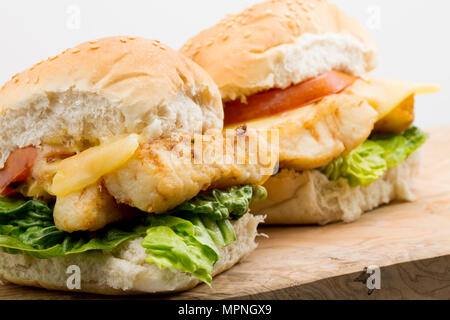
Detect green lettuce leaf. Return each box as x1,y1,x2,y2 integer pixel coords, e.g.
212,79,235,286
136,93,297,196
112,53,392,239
174,185,267,220
142,213,236,285
142,185,267,285
371,126,428,168
0,185,266,284
0,196,147,259
320,126,427,187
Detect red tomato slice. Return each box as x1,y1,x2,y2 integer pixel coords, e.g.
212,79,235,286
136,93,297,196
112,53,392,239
224,70,356,126
1,187,18,197
0,147,38,195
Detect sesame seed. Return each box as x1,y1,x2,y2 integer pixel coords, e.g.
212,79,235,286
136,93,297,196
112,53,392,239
71,48,80,54
128,36,136,40
120,38,127,43
90,44,100,50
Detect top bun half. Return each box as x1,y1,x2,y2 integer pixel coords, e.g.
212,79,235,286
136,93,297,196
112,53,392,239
180,0,378,102
0,36,223,167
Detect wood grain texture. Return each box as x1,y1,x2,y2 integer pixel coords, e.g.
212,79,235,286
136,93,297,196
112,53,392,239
0,127,449,300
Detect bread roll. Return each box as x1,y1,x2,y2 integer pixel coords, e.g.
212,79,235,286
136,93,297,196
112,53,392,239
0,213,263,295
181,0,378,102
251,151,421,225
0,37,223,167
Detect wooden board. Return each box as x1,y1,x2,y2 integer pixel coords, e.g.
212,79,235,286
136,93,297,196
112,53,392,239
0,127,449,300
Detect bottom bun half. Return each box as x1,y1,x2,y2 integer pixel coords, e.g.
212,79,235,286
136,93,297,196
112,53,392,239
0,213,264,295
251,151,422,225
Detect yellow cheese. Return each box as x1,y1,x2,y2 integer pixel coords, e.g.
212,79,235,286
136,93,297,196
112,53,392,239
346,77,440,120
50,134,140,197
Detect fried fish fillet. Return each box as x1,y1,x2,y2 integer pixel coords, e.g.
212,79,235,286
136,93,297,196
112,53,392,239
104,130,276,214
48,130,276,232
53,182,137,233
231,93,378,170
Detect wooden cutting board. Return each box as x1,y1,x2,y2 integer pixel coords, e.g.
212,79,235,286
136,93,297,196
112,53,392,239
0,127,449,300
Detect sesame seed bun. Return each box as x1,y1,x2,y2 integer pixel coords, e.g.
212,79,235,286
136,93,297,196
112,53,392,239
0,36,223,167
180,0,378,102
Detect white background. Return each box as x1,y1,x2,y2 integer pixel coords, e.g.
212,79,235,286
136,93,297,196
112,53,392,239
0,0,449,127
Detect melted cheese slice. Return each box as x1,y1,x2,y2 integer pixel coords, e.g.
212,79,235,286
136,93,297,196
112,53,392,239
346,77,440,120
50,134,140,197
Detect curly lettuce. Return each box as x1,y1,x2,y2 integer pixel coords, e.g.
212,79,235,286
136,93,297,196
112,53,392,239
0,196,149,259
174,185,267,220
142,214,236,285
0,185,266,284
143,185,266,284
321,127,427,187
